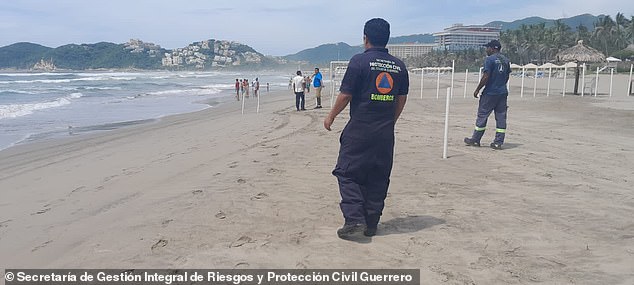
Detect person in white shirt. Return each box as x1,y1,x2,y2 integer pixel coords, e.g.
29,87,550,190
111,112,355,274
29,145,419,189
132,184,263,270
292,71,306,111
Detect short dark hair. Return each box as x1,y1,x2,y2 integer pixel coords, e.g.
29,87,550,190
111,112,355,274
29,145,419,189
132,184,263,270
364,18,390,47
314,67,319,71
296,70,302,75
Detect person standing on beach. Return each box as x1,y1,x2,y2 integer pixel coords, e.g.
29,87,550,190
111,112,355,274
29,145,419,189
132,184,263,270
312,67,323,108
254,78,260,97
244,79,250,98
235,79,240,101
305,76,311,93
292,71,306,111
240,79,245,97
324,18,409,240
464,39,511,150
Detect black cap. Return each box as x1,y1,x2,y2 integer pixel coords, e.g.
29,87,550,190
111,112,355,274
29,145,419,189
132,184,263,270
483,39,501,50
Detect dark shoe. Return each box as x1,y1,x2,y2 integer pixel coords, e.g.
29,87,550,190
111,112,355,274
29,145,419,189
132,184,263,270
301,108,306,111
314,105,322,109
464,137,481,147
490,143,502,150
363,227,377,237
337,224,366,240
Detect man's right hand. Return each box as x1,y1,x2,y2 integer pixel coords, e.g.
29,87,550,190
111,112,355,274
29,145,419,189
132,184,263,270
473,90,480,98
324,115,334,131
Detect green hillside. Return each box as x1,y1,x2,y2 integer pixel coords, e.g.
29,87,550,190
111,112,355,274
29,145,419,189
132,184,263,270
45,42,164,69
485,14,601,31
0,42,52,69
283,42,364,64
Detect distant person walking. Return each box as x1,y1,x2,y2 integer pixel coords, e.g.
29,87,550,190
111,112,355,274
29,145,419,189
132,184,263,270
305,76,311,93
464,39,511,150
312,67,323,108
254,78,260,97
235,79,240,101
267,83,270,92
244,79,250,98
292,71,306,111
324,18,409,241
240,79,245,97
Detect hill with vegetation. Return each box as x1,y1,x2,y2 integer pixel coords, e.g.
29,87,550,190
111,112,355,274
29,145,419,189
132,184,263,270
0,42,53,69
283,42,364,65
0,39,277,70
485,14,601,31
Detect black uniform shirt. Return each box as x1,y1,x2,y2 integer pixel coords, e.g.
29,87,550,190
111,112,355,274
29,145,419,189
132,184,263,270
340,47,409,133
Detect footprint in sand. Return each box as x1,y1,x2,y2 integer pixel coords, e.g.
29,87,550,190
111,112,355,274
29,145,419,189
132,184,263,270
267,168,281,174
230,235,255,248
234,262,249,268
290,232,308,244
31,240,53,252
161,219,173,226
151,239,168,251
0,219,11,228
251,192,268,200
237,178,247,184
228,162,239,168
192,189,203,195
31,207,51,215
215,211,226,219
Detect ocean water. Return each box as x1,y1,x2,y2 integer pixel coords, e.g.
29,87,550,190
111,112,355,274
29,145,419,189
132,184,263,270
0,71,289,150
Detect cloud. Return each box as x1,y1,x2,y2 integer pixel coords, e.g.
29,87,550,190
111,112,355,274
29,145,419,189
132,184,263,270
1,0,632,55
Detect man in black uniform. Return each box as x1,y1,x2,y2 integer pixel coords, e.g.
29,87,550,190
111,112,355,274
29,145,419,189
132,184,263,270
324,18,409,241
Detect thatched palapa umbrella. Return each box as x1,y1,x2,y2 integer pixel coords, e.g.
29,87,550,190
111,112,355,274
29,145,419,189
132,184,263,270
556,40,606,95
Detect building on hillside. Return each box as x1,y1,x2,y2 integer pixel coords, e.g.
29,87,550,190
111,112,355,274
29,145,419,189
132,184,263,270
433,24,501,50
386,43,436,59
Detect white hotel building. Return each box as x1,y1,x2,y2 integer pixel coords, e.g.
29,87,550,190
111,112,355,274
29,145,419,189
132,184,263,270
433,24,501,51
386,43,436,59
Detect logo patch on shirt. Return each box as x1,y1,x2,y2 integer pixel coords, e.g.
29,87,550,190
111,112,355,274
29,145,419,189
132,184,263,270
375,72,393,94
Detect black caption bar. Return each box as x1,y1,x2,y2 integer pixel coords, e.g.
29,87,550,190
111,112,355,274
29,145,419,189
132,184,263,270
4,269,420,285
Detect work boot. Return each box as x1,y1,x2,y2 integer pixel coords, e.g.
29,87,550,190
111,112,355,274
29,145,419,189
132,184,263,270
490,143,502,150
464,137,481,147
337,224,366,240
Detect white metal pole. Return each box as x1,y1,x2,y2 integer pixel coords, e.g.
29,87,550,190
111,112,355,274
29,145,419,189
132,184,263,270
533,67,537,97
595,67,599,97
331,81,335,108
443,87,451,159
257,83,260,113
420,68,424,99
436,67,441,99
241,87,246,114
563,66,567,97
520,66,525,98
450,60,455,98
547,67,552,96
464,69,468,98
581,64,586,97
626,64,634,96
478,67,482,81
330,62,335,108
507,63,511,91
609,68,614,97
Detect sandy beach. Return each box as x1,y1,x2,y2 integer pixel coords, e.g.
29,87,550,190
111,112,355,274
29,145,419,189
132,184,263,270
1,74,633,284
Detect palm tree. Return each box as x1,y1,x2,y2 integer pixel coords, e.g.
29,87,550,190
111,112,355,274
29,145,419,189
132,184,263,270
592,15,617,55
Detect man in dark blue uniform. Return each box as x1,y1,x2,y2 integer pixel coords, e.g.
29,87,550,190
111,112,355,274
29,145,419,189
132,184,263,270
324,18,409,241
464,39,511,150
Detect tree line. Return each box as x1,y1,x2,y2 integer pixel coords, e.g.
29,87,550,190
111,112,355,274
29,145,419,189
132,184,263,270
405,13,634,70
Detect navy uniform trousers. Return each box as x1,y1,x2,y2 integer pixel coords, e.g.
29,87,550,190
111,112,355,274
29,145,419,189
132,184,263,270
472,94,508,144
332,121,394,228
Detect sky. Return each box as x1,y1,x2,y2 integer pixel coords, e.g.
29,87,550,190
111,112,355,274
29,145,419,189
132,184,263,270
1,0,632,56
